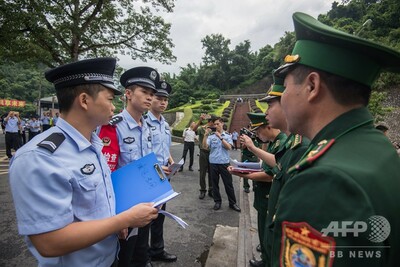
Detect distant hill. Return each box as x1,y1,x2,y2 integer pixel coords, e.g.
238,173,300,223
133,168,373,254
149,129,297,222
228,76,272,95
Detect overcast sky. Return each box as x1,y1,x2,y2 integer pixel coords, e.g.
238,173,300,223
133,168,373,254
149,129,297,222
119,0,335,75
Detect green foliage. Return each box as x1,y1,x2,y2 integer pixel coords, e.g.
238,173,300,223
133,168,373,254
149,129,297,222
368,91,394,123
0,0,176,66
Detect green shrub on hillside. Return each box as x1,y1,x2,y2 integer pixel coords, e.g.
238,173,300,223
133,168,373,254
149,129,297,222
172,107,193,137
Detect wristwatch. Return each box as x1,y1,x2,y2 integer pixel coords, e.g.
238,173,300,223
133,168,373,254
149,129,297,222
220,137,223,141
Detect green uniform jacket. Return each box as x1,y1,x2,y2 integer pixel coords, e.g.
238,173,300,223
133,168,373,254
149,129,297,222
264,133,310,266
271,107,400,267
253,132,287,211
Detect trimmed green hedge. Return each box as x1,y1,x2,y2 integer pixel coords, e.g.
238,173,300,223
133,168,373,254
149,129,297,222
172,107,193,137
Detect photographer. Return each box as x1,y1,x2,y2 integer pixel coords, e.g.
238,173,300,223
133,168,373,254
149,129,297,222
203,117,240,212
240,125,260,193
4,111,21,159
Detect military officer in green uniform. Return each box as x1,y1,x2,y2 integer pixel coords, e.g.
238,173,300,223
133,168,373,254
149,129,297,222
241,124,260,193
271,12,400,267
257,73,311,267
229,113,287,267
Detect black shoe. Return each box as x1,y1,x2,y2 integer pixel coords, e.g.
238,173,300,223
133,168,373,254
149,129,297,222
208,191,213,197
213,202,221,210
178,167,183,172
249,259,264,267
151,251,177,262
199,191,205,199
256,244,262,252
244,188,250,193
189,167,194,171
229,204,241,212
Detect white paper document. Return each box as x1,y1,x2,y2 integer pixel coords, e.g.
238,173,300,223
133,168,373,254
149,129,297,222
229,158,262,173
168,158,184,178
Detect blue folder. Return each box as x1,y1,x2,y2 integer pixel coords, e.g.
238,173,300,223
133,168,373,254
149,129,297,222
111,152,178,214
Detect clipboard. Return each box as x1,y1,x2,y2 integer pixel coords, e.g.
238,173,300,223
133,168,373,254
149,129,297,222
111,152,180,214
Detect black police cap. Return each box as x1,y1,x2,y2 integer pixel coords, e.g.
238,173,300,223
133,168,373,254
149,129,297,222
45,57,121,95
156,81,172,97
120,66,159,92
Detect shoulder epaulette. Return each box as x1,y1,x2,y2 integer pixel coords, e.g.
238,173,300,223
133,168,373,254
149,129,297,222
290,134,303,149
37,132,65,153
288,139,335,174
109,115,123,125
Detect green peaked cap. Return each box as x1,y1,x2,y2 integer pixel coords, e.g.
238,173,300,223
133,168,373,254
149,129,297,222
274,12,400,87
246,112,268,130
259,72,285,102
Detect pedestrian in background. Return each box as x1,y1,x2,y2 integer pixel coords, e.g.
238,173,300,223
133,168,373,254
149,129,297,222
203,117,240,212
193,114,214,199
179,122,197,172
231,129,239,150
27,116,41,141
4,110,21,159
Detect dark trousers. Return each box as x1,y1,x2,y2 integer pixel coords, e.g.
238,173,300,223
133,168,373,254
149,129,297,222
118,225,150,267
199,149,212,192
257,208,267,261
233,139,238,150
148,203,166,257
29,130,40,141
42,124,51,131
243,178,251,189
181,141,194,168
5,132,20,158
20,130,26,145
210,163,237,205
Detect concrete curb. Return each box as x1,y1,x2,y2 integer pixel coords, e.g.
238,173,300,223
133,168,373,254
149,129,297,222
206,177,260,267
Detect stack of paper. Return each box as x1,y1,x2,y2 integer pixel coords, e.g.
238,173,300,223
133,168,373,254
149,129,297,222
229,158,262,173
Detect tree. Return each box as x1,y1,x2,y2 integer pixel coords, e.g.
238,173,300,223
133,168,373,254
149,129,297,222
0,0,176,67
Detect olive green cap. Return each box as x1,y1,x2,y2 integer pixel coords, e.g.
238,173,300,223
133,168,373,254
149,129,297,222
259,73,285,102
246,112,268,131
274,12,400,87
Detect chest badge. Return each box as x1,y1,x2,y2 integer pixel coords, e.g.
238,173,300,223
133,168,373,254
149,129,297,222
102,136,111,146
123,137,135,144
81,164,96,175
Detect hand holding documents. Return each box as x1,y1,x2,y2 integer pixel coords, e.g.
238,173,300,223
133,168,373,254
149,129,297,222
229,158,262,173
111,153,188,231
167,158,184,179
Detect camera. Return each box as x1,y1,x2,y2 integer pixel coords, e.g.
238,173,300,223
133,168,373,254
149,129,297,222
240,127,256,139
208,126,217,132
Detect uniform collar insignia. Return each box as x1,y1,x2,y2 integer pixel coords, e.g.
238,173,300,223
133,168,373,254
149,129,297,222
80,163,96,175
290,134,303,149
288,139,335,174
123,137,135,144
